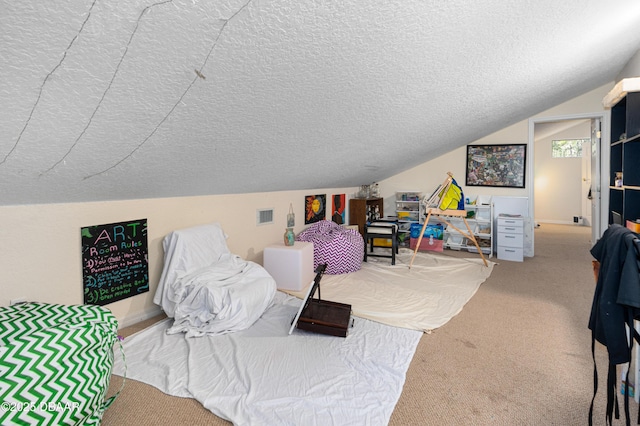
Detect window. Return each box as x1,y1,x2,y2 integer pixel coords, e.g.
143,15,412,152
551,139,588,158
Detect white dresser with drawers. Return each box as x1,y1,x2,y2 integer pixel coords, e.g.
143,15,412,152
496,215,524,262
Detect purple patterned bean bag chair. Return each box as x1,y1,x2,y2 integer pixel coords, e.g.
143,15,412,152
296,220,364,275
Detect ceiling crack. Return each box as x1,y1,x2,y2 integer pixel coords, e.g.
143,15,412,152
84,0,254,180
42,0,175,176
0,0,99,167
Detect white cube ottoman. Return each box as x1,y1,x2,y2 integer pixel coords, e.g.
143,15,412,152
263,241,315,291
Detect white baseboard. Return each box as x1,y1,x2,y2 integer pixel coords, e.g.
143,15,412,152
536,220,586,226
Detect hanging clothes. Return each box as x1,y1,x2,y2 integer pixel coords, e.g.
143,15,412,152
589,224,640,425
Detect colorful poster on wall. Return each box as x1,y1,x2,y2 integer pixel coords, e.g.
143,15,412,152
331,194,346,225
305,194,326,224
465,144,526,188
81,218,149,306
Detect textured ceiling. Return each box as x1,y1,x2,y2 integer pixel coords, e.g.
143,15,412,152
2,0,640,205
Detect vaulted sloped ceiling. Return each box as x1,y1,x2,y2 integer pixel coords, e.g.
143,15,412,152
2,1,640,205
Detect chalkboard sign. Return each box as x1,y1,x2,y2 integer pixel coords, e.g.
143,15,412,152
82,219,149,306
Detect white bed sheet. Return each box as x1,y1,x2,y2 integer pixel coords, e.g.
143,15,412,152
285,249,494,332
166,254,276,337
155,222,232,317
153,222,276,337
113,292,422,426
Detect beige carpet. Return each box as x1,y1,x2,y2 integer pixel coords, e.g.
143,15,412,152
103,224,638,425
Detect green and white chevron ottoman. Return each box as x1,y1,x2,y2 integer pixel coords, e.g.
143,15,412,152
0,303,123,425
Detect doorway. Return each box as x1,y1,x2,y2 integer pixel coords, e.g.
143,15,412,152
527,112,609,255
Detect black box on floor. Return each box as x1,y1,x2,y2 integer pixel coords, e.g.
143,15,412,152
290,264,353,337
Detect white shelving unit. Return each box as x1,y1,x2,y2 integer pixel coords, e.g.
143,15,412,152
441,195,493,257
395,191,422,247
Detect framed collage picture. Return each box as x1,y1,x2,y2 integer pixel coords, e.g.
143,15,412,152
466,144,526,188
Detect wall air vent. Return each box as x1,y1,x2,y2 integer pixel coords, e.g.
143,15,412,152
257,208,274,226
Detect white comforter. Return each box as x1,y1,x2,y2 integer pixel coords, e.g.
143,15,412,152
153,223,277,338
113,292,422,426
165,253,276,338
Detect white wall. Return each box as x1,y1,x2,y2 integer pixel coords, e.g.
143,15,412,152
380,82,613,257
380,83,613,218
617,48,640,80
534,121,591,224
0,188,356,327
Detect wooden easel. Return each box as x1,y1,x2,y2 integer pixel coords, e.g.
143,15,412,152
409,173,489,268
